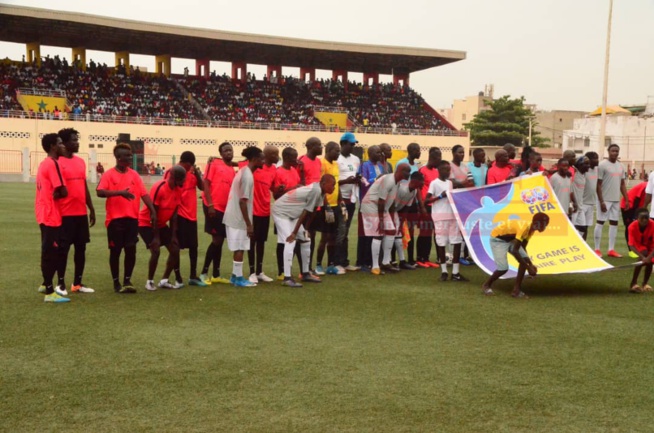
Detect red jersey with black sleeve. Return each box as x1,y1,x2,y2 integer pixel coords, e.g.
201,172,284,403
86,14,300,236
253,163,277,217
35,157,65,227
628,220,654,253
138,180,182,228
418,165,439,200
621,181,647,210
97,167,147,227
58,155,87,217
273,166,301,192
202,159,235,212
167,168,199,221
298,155,322,185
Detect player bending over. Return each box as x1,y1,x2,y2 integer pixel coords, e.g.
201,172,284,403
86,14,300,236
272,175,335,287
482,212,550,298
138,166,186,291
627,208,654,294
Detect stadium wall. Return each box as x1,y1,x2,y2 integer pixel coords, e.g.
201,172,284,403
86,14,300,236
0,118,469,181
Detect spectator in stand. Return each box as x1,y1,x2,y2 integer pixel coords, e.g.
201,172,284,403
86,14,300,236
487,150,514,185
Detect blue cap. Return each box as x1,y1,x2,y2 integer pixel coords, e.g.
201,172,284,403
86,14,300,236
340,132,358,144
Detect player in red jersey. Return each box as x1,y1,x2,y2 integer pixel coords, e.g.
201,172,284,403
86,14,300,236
272,147,302,279
297,137,323,273
627,208,654,293
138,166,186,291
36,133,70,303
170,151,206,287
200,142,236,284
415,147,441,268
55,128,96,295
247,145,279,284
97,143,156,293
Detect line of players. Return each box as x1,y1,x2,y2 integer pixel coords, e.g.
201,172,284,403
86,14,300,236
35,131,479,302
35,130,645,303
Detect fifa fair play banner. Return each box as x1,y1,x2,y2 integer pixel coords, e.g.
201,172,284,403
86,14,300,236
448,174,612,278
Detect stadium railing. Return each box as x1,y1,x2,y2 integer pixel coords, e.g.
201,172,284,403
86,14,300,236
0,110,467,137
0,150,22,174
29,151,89,176
17,88,68,98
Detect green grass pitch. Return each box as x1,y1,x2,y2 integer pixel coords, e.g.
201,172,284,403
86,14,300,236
2,182,654,433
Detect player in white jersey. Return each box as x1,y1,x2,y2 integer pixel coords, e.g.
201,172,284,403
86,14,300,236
594,144,629,258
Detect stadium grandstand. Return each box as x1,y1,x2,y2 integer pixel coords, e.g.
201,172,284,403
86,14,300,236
0,5,469,180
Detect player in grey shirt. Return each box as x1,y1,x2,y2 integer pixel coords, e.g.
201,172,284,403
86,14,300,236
549,158,577,218
393,171,425,270
360,164,411,274
223,147,264,287
272,175,336,287
594,144,629,257
570,156,590,237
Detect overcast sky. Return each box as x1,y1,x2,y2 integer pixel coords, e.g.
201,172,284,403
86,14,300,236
1,0,652,111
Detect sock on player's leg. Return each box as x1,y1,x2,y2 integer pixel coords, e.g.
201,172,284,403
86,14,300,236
381,236,394,265
283,242,295,277
233,261,243,278
594,224,603,251
608,224,618,251
394,238,405,261
300,242,311,274
371,238,382,269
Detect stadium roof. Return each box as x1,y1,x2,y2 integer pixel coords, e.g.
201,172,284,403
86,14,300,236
0,5,466,75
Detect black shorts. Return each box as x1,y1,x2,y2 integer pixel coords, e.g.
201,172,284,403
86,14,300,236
138,225,173,249
176,216,198,249
252,215,270,242
317,207,339,234
40,224,62,255
107,217,139,249
61,215,91,246
203,204,226,237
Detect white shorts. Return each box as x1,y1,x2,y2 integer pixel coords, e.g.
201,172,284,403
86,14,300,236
273,215,308,244
433,219,462,247
597,201,620,222
225,226,250,251
572,204,595,227
362,211,395,237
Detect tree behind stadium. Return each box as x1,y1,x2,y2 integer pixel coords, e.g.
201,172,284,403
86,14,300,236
465,95,549,148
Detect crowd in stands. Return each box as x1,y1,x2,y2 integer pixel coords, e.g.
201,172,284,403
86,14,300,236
1,57,453,131
1,56,202,121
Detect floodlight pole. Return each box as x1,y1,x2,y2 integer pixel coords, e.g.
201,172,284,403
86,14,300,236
598,0,614,157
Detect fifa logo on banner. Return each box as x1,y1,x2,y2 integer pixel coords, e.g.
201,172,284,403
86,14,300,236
521,186,556,214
